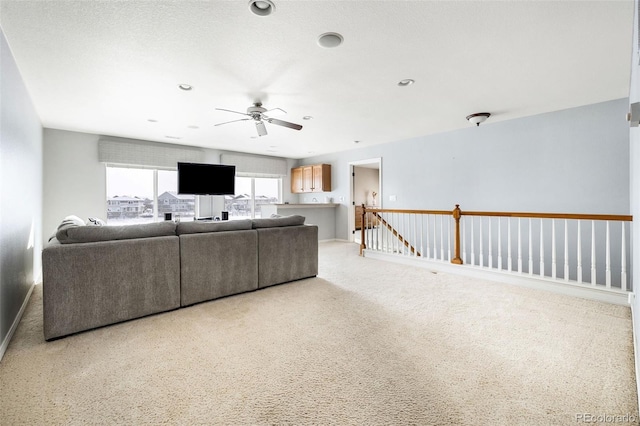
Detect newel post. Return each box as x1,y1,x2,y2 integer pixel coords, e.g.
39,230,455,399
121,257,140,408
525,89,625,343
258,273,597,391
360,204,366,255
452,204,463,264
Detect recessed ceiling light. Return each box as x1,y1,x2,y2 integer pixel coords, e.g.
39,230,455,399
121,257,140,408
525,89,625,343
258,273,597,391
303,116,313,120
398,79,415,87
249,0,275,16
187,125,199,129
318,32,343,48
354,140,361,144
308,151,315,154
178,84,193,91
165,135,182,140
147,119,158,123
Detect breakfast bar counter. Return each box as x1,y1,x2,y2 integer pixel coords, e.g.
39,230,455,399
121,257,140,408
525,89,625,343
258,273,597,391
262,203,339,240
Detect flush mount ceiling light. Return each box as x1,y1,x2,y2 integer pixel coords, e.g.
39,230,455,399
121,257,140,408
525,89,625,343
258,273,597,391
303,116,313,120
466,112,491,126
397,79,415,87
249,0,275,16
178,84,192,91
318,32,343,48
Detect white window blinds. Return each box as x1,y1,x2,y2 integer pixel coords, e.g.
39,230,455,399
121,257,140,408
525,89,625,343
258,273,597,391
98,139,204,169
220,153,287,177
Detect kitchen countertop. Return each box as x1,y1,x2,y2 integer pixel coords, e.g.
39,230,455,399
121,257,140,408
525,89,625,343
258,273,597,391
275,203,340,208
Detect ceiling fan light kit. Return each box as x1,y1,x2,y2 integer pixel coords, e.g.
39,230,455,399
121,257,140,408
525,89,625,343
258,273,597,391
249,0,275,16
466,112,491,126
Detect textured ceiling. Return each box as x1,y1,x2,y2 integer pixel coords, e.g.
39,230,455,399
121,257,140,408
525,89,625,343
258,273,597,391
0,0,634,159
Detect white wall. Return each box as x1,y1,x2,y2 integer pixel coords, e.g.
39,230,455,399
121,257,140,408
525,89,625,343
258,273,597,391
42,130,299,239
354,166,379,206
43,129,106,238
0,28,42,354
298,99,630,240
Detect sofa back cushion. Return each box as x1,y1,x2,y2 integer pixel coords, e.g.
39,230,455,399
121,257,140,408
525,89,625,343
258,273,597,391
251,215,305,229
176,219,252,235
56,221,177,244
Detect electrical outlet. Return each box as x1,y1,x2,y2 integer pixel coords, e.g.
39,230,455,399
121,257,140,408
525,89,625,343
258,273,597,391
339,196,344,202
389,195,397,202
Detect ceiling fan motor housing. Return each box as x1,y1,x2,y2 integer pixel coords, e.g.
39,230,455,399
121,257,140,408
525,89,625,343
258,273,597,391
247,104,267,117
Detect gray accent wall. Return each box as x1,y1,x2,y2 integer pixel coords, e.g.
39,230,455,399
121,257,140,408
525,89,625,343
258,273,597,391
298,99,630,241
0,28,42,349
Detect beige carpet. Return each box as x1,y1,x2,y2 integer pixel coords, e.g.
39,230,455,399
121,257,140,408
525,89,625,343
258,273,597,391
1,241,637,425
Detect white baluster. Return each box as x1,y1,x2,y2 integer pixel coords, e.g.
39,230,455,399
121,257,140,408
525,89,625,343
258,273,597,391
387,213,391,254
517,218,522,274
507,218,512,272
551,219,556,279
462,219,466,264
539,219,545,277
440,215,444,261
488,218,493,269
420,213,424,257
471,217,475,265
479,217,484,268
564,219,569,282
591,220,596,286
412,214,416,257
528,219,533,276
577,221,582,283
497,218,502,271
426,215,431,259
606,221,611,288
622,222,627,291
447,216,452,261
433,214,437,261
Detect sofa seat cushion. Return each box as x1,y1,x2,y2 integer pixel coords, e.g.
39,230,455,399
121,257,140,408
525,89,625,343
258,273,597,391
176,219,252,235
252,215,305,229
56,221,177,244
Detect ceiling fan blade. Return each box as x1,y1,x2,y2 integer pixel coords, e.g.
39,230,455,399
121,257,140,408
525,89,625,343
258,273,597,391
215,108,249,116
256,121,267,137
215,118,251,126
267,118,303,131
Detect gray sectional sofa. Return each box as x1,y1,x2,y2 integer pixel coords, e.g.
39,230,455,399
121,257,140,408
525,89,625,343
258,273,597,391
42,215,318,340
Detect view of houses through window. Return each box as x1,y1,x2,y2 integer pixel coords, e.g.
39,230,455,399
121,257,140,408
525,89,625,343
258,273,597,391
225,177,280,219
107,167,280,224
106,166,195,225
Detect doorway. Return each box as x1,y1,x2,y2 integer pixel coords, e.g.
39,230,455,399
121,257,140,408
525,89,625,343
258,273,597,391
348,158,382,243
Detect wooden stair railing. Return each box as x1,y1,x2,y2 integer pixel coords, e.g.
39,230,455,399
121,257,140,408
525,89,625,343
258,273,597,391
371,211,421,257
359,204,633,264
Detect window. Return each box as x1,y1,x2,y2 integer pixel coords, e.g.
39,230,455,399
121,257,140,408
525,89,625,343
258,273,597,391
225,176,280,219
106,166,195,224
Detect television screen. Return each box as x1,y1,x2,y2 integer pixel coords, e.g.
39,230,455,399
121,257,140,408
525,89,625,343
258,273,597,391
177,162,236,195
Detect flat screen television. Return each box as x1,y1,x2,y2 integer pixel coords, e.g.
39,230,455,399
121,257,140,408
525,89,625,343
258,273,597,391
177,162,235,195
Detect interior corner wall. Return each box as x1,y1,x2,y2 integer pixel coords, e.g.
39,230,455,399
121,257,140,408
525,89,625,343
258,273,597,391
628,0,640,411
299,98,630,241
0,28,42,351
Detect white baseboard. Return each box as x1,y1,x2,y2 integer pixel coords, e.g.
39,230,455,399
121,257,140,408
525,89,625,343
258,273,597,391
364,250,630,306
0,282,35,363
319,239,350,243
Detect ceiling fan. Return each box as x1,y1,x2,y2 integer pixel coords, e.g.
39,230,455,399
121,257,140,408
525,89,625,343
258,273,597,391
214,102,303,137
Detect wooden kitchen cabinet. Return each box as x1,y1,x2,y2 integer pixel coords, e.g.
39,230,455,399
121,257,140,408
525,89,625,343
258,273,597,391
291,164,331,193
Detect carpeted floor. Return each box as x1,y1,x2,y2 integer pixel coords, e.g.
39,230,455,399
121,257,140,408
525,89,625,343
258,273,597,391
1,241,637,425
